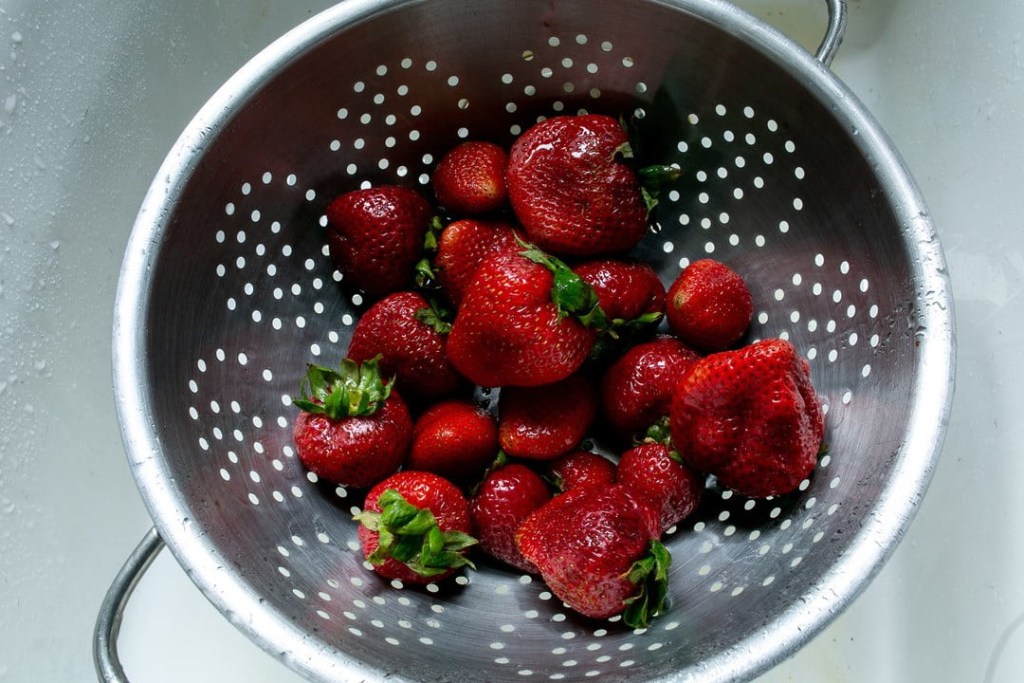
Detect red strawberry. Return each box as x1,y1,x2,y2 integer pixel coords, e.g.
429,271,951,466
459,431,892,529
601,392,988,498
407,400,499,485
574,259,666,326
666,259,753,352
355,470,477,585
516,484,670,627
617,443,703,533
347,291,463,402
601,335,701,438
446,245,602,387
326,185,433,298
292,358,412,488
432,141,509,215
546,450,617,493
498,375,598,461
470,462,552,572
506,113,679,256
432,219,519,308
669,338,825,498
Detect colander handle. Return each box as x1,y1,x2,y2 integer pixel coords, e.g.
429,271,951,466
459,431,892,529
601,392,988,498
814,0,848,67
93,527,165,682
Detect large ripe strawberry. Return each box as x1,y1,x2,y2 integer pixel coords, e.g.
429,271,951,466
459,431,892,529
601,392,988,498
516,484,670,627
669,338,825,498
325,185,433,298
355,470,477,585
666,259,753,352
446,244,603,387
601,335,701,438
546,449,617,493
407,400,498,485
617,443,703,533
498,375,598,461
506,113,679,256
470,462,551,572
347,291,463,402
430,219,519,308
432,141,509,215
292,358,412,488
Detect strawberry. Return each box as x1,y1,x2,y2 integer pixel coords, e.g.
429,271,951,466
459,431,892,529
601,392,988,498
292,358,412,488
346,291,463,402
666,259,753,352
325,185,433,298
600,335,701,439
574,259,666,326
430,219,519,308
407,400,499,485
506,113,679,256
469,462,551,572
432,141,509,215
498,375,598,461
516,484,670,627
617,443,703,533
669,338,825,498
445,244,602,388
355,470,477,585
546,449,617,493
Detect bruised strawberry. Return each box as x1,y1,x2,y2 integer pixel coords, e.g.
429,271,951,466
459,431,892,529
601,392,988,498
601,335,701,438
498,375,598,461
666,259,753,352
669,338,825,498
470,462,551,572
355,470,477,584
292,358,412,488
446,245,602,387
431,219,519,308
325,186,434,298
546,450,617,493
407,400,498,485
617,443,703,533
506,113,679,256
433,141,509,215
516,484,670,627
347,291,463,402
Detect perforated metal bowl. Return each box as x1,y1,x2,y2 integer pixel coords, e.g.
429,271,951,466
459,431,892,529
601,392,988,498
100,1,955,681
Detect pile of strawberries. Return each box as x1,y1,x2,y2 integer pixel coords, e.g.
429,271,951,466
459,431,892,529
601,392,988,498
292,113,826,628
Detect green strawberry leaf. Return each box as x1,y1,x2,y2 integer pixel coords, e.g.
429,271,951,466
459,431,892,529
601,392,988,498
622,540,672,629
516,236,609,330
414,299,454,335
637,164,684,214
293,357,393,420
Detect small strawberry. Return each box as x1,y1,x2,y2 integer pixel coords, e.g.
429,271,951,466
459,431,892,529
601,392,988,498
347,291,463,402
516,484,670,627
575,258,667,360
446,244,602,388
669,338,825,498
407,400,499,485
506,113,680,256
617,443,703,533
666,259,753,352
600,335,701,438
432,141,509,215
498,375,598,461
355,470,477,585
325,185,434,298
546,450,617,493
470,462,552,572
429,219,519,308
292,358,412,488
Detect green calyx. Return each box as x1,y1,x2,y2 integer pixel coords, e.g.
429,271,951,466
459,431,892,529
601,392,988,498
292,356,393,420
640,417,683,463
622,539,672,629
414,216,445,289
638,164,684,213
354,489,478,578
414,298,454,335
517,236,608,330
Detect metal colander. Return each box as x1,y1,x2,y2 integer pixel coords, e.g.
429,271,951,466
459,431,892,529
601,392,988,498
99,0,955,681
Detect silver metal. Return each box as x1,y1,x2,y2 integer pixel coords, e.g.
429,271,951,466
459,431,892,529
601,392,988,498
815,0,848,66
108,1,954,682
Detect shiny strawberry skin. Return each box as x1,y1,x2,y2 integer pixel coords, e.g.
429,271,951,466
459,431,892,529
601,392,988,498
326,186,433,298
434,219,519,308
507,114,649,256
546,450,617,493
666,259,753,352
617,443,703,533
347,291,462,401
601,335,701,438
669,338,825,498
433,141,509,215
408,400,499,485
574,259,666,323
470,463,551,572
446,252,596,387
498,375,598,461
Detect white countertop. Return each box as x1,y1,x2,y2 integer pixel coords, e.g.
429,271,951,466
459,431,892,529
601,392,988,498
1,0,1021,680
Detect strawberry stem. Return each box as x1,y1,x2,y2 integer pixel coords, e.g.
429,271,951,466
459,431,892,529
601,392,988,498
516,236,608,330
292,357,393,420
622,539,672,628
